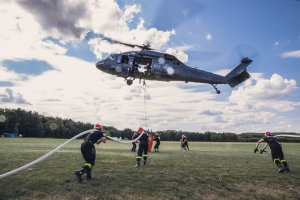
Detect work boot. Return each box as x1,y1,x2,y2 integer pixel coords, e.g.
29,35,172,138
281,161,289,172
143,160,147,166
135,161,140,168
285,167,290,172
278,168,285,174
75,170,83,182
86,168,92,180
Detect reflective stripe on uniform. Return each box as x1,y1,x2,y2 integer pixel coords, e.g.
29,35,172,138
273,158,280,163
136,156,142,159
142,155,148,157
280,160,286,163
85,163,92,169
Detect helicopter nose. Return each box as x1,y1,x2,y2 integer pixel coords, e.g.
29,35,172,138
96,61,106,71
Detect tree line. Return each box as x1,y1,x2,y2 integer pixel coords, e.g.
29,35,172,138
0,108,299,142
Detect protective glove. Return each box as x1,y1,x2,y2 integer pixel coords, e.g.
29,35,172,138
254,148,258,153
260,149,266,154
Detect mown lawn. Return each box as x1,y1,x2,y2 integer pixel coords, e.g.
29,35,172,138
0,138,299,200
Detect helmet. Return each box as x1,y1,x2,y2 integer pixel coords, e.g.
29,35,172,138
94,123,103,129
137,127,143,133
264,131,271,137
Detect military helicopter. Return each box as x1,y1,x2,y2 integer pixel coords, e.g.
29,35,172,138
95,39,252,94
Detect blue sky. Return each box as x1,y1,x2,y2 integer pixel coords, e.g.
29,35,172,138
0,0,300,133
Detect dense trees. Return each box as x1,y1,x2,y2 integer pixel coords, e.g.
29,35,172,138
0,108,299,142
0,108,92,138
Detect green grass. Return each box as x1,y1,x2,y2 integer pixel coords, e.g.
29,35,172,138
0,138,300,200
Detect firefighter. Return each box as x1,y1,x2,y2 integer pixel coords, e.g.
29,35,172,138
75,123,107,182
181,134,189,150
153,132,161,152
135,127,149,168
254,131,290,173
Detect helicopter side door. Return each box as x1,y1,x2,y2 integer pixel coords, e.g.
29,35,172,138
133,57,152,76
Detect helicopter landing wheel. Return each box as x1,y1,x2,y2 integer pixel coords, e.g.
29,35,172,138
212,84,221,94
126,79,133,86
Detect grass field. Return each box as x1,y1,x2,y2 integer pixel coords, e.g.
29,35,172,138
0,138,299,200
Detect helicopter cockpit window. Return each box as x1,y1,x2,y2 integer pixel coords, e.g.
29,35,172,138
121,55,129,64
108,54,116,60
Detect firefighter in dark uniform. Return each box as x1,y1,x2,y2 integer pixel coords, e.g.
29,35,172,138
181,134,189,150
75,123,107,182
135,127,149,168
153,132,161,152
254,131,290,173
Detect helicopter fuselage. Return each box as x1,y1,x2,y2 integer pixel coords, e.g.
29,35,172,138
96,50,227,84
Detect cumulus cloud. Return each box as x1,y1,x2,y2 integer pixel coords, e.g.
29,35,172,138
229,74,298,111
199,109,222,116
163,44,193,63
0,88,31,105
89,25,175,59
123,4,141,23
281,50,300,58
0,2,68,62
16,0,175,50
0,65,25,82
165,48,188,63
17,0,87,39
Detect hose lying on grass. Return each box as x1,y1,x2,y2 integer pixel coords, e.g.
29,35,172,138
0,129,143,179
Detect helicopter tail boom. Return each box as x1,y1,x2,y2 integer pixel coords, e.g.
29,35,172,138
226,57,252,87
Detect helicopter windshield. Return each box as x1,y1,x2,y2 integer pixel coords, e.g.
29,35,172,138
107,54,117,60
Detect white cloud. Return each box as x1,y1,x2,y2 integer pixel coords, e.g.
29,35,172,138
229,74,298,111
206,34,213,41
281,50,300,58
88,25,175,59
165,48,188,63
161,44,194,63
0,2,67,61
0,88,31,105
0,65,26,82
123,4,141,23
174,44,194,51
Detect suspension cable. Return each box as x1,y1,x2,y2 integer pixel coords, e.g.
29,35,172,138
141,85,150,130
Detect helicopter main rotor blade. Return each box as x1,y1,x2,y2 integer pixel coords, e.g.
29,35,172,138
85,31,153,50
227,44,260,71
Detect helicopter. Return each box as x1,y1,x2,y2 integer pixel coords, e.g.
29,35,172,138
95,40,252,94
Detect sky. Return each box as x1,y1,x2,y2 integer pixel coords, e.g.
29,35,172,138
0,0,300,133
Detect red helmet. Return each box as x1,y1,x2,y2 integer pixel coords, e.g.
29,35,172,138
137,127,143,133
94,123,103,129
264,131,271,137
